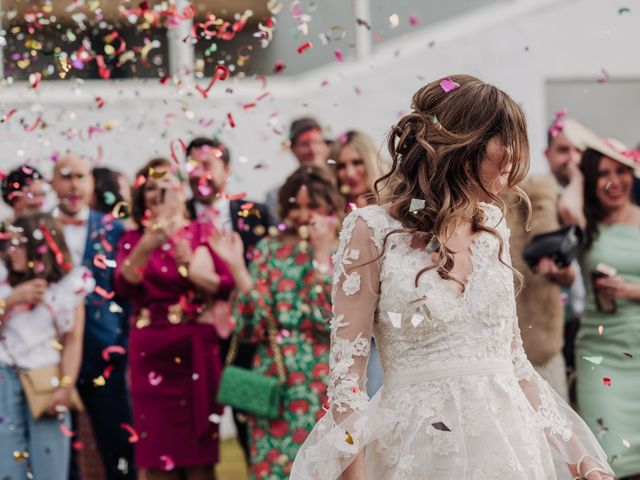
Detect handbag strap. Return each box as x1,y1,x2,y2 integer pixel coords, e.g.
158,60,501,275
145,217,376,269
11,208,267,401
226,308,287,385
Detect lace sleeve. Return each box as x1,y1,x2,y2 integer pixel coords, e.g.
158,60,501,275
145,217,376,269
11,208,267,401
291,211,391,479
329,215,380,422
506,231,613,476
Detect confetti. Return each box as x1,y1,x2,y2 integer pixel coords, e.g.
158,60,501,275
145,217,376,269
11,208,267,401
93,375,106,387
13,450,29,462
60,424,76,438
603,377,612,387
431,422,451,432
297,41,313,54
227,113,236,128
121,423,140,443
582,356,603,365
160,455,175,471
618,7,631,14
409,198,425,213
440,77,460,93
148,371,163,386
334,48,344,62
597,68,610,84
409,13,423,26
388,13,400,29
623,438,631,448
344,431,354,445
102,345,126,362
95,96,105,109
598,324,604,335
208,413,222,424
411,312,425,328
387,311,402,328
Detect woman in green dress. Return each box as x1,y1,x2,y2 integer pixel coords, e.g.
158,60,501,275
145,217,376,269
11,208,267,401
571,139,640,479
214,166,344,479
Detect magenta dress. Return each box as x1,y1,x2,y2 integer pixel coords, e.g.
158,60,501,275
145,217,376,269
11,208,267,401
115,222,233,470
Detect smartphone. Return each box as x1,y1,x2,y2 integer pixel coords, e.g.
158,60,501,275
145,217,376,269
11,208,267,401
591,262,617,314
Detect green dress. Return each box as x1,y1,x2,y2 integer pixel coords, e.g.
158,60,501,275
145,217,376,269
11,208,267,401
232,238,333,480
577,224,640,477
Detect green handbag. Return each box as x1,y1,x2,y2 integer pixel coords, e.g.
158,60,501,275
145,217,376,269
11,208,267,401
217,311,287,420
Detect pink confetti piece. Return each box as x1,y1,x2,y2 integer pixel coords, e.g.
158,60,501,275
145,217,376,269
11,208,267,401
440,77,460,93
148,371,163,386
334,48,344,62
102,345,126,362
603,377,611,387
160,455,175,471
120,423,139,443
227,113,236,128
409,13,422,26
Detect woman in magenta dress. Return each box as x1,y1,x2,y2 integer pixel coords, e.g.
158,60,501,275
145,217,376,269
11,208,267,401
115,157,233,480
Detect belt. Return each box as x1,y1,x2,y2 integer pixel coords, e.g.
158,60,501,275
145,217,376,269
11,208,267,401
385,358,514,390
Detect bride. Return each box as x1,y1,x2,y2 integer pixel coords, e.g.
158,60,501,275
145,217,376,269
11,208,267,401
289,75,614,479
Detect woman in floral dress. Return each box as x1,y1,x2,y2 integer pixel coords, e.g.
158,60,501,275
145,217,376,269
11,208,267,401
215,166,344,479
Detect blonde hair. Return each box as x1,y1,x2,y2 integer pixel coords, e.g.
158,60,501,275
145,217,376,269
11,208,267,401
376,74,531,290
331,130,387,201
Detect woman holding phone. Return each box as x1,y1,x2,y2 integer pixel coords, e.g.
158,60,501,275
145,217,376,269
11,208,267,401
565,138,640,479
115,158,233,480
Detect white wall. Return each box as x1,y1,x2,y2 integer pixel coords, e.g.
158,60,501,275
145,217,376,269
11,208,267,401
1,0,638,213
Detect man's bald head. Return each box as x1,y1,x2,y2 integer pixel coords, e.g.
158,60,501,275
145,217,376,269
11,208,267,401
51,154,94,216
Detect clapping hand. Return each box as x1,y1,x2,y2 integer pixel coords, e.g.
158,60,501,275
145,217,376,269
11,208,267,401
209,230,245,269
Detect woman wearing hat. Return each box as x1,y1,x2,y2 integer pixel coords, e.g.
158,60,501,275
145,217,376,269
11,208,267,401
568,137,640,479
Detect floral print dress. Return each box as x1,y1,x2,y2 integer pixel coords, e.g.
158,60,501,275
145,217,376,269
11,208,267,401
232,238,333,479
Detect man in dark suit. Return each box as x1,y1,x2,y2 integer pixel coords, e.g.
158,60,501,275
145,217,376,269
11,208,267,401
51,154,135,480
185,137,274,461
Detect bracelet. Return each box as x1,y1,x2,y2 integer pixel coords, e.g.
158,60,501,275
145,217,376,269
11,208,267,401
59,375,73,388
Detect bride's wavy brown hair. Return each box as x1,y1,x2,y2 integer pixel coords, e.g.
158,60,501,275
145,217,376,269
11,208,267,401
375,74,531,290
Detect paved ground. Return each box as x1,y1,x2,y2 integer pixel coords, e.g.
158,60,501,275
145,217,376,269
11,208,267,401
216,439,248,480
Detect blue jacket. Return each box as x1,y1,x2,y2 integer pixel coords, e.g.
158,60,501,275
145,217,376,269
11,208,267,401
79,210,129,381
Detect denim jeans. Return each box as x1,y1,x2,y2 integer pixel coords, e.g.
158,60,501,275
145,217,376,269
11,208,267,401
0,364,71,479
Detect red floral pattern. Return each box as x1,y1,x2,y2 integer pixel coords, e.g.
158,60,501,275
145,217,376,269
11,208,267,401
232,239,333,479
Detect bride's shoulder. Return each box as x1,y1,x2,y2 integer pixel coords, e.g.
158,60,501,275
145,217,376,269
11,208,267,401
340,205,401,249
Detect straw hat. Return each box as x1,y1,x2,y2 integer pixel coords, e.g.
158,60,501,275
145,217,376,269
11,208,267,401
584,136,640,178
561,118,600,151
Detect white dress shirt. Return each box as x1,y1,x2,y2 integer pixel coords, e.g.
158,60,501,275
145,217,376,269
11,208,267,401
195,197,232,232
54,206,90,266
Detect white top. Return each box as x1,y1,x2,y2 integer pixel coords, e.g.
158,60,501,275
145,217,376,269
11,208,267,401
54,206,90,266
0,266,94,369
195,197,231,232
291,204,612,479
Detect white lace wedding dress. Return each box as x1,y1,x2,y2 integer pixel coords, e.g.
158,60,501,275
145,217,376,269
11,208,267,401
290,204,613,479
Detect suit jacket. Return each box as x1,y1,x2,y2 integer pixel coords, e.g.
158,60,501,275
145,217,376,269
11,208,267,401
505,174,564,366
80,209,129,381
186,198,275,254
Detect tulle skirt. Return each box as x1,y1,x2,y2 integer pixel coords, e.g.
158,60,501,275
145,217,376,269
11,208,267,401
291,361,612,479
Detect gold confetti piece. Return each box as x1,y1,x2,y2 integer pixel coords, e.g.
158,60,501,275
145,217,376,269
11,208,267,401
178,265,188,278
51,340,64,351
13,450,29,462
93,375,106,387
174,357,182,364
345,431,354,445
148,168,167,179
